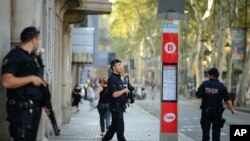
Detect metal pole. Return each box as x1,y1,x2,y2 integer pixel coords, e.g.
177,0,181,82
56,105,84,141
160,20,178,141
77,63,81,85
244,0,248,62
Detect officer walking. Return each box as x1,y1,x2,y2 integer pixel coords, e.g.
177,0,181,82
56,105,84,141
196,67,239,141
1,26,46,141
102,59,130,141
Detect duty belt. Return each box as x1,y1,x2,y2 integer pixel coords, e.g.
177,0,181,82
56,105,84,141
7,99,41,110
200,105,224,113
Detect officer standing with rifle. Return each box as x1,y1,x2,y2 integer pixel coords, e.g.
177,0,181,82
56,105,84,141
102,59,133,141
196,67,239,141
1,26,59,140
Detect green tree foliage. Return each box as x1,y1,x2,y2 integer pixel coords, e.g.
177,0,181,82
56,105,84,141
109,0,161,59
109,0,249,105
183,0,250,106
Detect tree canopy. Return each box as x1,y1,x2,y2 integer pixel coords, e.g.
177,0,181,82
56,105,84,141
108,0,250,106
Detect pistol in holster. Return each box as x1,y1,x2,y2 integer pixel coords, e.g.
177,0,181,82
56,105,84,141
110,103,125,113
7,114,32,138
200,105,225,114
220,118,226,128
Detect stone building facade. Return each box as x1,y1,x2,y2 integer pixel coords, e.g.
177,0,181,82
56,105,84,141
0,0,112,140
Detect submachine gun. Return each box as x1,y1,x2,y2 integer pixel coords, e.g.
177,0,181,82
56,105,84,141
123,76,135,106
40,85,60,136
32,54,60,136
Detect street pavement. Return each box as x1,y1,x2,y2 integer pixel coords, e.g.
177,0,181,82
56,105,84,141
48,99,195,141
48,86,250,141
49,100,158,141
136,89,250,141
178,98,250,141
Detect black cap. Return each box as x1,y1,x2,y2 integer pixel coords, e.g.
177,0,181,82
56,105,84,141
208,67,219,78
20,26,40,43
110,59,121,70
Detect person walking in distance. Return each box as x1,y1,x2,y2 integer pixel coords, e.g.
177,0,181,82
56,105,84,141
196,67,239,141
102,59,130,141
97,77,111,136
72,84,82,112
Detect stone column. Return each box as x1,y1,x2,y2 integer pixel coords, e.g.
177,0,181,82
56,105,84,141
52,0,65,126
11,0,43,44
61,26,73,124
61,10,85,123
0,1,11,140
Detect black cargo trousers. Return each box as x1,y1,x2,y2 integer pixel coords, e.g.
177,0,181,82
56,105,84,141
200,108,225,141
6,100,42,141
102,103,126,141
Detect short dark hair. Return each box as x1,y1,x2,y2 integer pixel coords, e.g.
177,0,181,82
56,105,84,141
20,26,40,43
110,59,121,70
208,67,219,78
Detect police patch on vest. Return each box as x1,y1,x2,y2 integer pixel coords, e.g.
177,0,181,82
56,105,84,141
3,58,8,65
205,87,218,95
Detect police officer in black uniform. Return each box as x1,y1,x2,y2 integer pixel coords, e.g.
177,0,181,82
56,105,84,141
196,67,239,141
102,59,130,141
1,26,47,141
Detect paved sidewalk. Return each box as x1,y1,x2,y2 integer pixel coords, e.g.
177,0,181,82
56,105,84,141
234,105,250,113
48,101,194,141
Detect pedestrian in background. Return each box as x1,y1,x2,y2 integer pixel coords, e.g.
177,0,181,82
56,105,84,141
150,82,157,100
84,81,88,100
72,84,82,112
1,26,47,140
97,77,111,136
196,67,239,141
87,83,97,110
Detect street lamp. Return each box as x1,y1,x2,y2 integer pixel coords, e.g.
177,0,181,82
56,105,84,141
224,42,231,54
202,58,208,66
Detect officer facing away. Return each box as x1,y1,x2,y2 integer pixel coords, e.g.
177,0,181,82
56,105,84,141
1,26,47,141
102,59,130,141
196,67,239,141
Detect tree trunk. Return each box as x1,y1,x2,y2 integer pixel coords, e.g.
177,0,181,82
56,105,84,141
190,0,205,88
179,35,187,97
145,33,158,84
216,31,226,81
195,29,203,88
215,1,227,79
225,53,233,91
238,45,250,107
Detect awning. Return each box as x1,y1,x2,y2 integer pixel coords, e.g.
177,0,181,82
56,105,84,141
72,53,93,64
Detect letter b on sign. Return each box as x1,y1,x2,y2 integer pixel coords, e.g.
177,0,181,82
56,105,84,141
230,125,250,140
164,42,176,54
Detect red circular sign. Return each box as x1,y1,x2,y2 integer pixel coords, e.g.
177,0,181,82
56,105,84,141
164,42,176,54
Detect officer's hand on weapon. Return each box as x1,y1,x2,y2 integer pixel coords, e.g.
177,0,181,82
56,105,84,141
44,107,51,116
128,99,133,103
30,76,46,87
123,88,130,95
